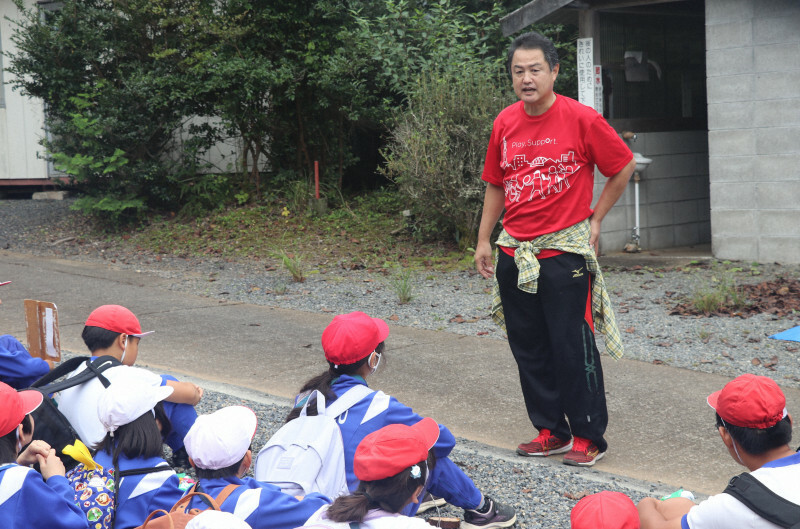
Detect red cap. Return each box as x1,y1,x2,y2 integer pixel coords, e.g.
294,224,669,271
0,382,44,437
321,311,389,366
84,305,153,338
707,374,787,429
571,491,640,529
354,417,440,482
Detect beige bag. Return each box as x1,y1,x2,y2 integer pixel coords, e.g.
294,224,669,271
135,484,239,529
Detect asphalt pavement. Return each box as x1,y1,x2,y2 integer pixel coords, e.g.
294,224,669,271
2,248,797,496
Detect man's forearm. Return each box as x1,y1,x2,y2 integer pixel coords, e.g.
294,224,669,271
591,158,635,223
477,183,505,243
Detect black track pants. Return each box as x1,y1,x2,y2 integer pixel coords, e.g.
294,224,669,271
496,250,608,451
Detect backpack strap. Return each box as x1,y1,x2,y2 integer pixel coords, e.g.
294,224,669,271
118,466,173,478
212,484,240,507
29,356,91,388
325,385,374,419
182,482,240,512
83,356,120,388
33,355,121,394
723,472,800,529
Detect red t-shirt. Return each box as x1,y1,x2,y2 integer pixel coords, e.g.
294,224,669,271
482,95,633,258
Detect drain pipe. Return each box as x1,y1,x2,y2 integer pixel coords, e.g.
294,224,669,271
627,171,642,252
634,171,641,247
622,131,642,253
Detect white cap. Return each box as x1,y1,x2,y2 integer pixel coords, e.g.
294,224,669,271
184,406,257,470
186,511,253,529
97,379,173,434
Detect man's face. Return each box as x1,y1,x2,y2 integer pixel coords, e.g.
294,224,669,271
511,47,559,115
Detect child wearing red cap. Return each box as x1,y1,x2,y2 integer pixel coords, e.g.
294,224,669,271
0,281,53,389
0,381,89,528
571,491,639,529
55,305,203,467
638,374,799,529
300,418,442,528
285,311,516,529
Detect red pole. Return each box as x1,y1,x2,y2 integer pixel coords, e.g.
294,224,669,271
314,161,320,199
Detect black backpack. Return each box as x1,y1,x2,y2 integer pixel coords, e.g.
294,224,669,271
23,355,122,470
723,472,800,529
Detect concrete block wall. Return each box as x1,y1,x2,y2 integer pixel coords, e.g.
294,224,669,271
596,130,711,253
706,0,800,264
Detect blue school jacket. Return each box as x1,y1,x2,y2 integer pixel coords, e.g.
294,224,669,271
0,463,88,529
0,335,50,389
328,375,457,491
185,475,330,529
93,451,183,529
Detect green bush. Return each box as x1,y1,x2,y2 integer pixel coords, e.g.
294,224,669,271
70,196,147,228
380,65,513,249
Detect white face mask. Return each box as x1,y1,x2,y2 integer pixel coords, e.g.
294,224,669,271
121,336,128,363
720,418,745,465
15,425,23,454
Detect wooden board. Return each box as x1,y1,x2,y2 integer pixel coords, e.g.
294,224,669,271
24,299,61,361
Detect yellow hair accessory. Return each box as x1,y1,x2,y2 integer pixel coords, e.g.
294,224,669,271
62,440,97,470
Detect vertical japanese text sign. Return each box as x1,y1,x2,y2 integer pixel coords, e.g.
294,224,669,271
577,38,595,109
594,65,604,115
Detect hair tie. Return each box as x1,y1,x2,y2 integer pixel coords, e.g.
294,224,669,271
410,464,421,479
359,490,377,505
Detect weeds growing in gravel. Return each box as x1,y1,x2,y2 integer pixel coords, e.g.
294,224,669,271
690,263,749,313
389,268,416,304
273,280,288,295
280,251,305,283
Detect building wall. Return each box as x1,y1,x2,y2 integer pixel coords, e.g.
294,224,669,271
706,0,800,263
0,0,248,185
597,130,711,253
0,0,49,182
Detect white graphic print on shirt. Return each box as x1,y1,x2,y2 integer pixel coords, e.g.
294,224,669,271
501,136,581,203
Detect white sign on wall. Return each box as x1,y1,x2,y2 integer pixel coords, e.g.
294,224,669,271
594,65,604,115
577,38,595,109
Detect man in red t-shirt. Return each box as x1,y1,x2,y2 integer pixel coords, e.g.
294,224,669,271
475,31,635,467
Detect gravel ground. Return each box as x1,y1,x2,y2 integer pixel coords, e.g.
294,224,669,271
4,197,800,528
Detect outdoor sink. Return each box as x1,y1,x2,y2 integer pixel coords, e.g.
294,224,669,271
633,152,652,173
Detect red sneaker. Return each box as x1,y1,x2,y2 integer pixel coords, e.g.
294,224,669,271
517,428,573,456
563,436,605,466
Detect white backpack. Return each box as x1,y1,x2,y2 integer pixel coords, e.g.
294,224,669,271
254,385,373,500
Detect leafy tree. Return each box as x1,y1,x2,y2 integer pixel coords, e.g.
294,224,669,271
6,0,217,222
356,2,578,245
380,65,514,249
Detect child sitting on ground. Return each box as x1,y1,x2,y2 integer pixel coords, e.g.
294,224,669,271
571,491,640,529
283,311,516,529
183,405,331,529
300,417,442,529
0,381,89,529
55,304,202,467
94,378,184,529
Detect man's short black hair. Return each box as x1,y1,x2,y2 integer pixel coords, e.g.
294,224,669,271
82,325,121,352
506,31,559,79
716,413,792,455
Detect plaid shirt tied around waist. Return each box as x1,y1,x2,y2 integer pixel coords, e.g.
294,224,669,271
490,219,624,360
